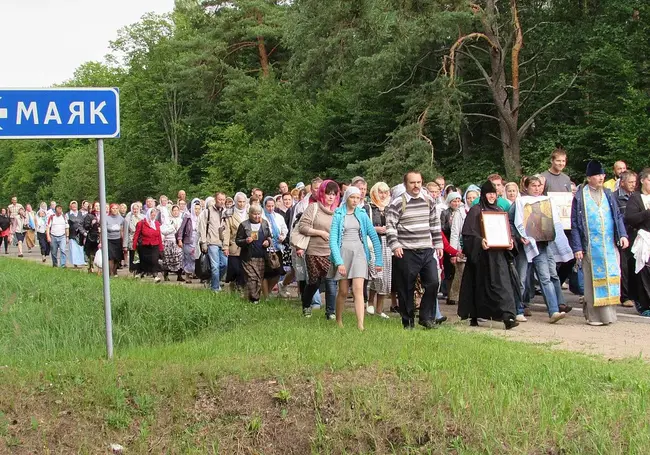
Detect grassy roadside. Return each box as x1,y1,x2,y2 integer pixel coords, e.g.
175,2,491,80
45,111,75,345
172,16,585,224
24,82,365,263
1,258,649,454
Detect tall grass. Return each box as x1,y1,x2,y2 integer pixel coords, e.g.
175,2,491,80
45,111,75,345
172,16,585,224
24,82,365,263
1,258,650,453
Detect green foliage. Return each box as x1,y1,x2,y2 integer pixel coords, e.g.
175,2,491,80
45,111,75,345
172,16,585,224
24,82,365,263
0,0,648,206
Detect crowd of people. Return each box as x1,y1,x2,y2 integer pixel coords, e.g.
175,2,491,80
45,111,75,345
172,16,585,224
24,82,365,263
1,148,649,331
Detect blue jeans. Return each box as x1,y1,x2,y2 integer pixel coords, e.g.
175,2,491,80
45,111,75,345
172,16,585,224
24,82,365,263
51,235,67,268
531,244,561,316
207,245,228,291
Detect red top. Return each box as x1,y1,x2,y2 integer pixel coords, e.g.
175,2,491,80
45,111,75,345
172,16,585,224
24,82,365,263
441,232,458,256
133,219,164,251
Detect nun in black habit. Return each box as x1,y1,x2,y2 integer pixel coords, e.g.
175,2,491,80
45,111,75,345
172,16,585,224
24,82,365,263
458,181,519,329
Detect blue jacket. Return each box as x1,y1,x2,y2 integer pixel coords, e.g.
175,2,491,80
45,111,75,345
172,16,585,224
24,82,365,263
569,184,628,253
329,206,383,268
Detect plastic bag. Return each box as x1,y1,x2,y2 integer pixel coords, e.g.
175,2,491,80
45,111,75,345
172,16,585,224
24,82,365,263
569,262,584,295
195,252,211,280
94,250,103,269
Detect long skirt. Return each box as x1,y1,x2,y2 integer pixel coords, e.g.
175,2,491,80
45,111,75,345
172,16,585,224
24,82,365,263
162,239,183,272
25,230,36,249
449,261,465,302
369,237,392,295
84,238,99,258
138,245,160,275
107,238,122,262
243,257,265,301
226,255,246,287
69,238,86,266
183,243,196,274
582,252,618,324
128,249,140,274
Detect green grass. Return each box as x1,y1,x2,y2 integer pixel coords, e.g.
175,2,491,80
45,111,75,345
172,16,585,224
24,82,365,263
1,258,650,454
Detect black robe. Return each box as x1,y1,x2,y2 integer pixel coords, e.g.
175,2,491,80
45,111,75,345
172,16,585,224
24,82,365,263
624,192,650,312
457,203,517,321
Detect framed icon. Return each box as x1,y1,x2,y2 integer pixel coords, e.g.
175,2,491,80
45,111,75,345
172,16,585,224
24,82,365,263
548,192,574,230
522,199,555,242
481,212,512,248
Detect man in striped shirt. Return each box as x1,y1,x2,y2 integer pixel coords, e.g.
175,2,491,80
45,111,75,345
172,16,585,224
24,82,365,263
386,171,444,329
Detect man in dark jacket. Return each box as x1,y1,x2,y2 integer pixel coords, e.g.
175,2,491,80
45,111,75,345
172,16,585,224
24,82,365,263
616,171,637,307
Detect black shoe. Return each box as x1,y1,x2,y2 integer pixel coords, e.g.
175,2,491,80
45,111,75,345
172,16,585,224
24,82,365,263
446,300,456,305
402,318,414,330
390,306,400,313
418,319,437,330
559,304,572,314
504,318,519,330
435,316,447,325
470,318,479,327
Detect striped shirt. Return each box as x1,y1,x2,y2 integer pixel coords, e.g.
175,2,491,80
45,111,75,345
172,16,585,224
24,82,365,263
386,192,443,251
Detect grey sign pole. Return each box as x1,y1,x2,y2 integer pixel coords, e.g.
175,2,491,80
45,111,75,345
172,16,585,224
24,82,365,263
97,138,114,359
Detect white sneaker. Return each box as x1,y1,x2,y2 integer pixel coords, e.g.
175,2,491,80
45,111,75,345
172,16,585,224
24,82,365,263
549,312,566,324
379,312,389,319
515,314,527,322
154,276,161,283
278,283,291,298
366,305,375,315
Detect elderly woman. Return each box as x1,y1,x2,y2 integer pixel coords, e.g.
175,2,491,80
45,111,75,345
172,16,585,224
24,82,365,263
161,205,184,281
444,191,466,306
177,199,201,283
262,196,288,296
133,207,164,282
458,181,519,329
123,202,145,276
83,202,101,272
235,205,272,303
67,201,87,268
13,208,27,257
106,204,125,277
223,192,249,290
329,186,383,331
24,204,36,253
297,180,340,319
34,207,50,261
505,182,520,204
366,182,392,318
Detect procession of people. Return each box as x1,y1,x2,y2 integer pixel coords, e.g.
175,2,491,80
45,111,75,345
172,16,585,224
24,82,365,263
2,148,649,330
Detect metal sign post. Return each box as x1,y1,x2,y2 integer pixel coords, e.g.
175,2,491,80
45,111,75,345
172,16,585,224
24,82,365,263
0,87,120,360
97,139,114,359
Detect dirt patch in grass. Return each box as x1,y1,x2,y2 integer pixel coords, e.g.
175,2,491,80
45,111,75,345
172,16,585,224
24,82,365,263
0,368,621,454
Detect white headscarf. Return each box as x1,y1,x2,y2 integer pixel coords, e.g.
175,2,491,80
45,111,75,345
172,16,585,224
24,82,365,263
341,186,361,208
146,207,158,229
233,192,248,219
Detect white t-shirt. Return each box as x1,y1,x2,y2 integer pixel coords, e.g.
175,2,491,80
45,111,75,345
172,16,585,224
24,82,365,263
641,193,650,210
49,214,67,237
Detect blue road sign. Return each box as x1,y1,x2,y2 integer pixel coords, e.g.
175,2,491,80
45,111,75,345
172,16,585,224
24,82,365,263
0,88,120,139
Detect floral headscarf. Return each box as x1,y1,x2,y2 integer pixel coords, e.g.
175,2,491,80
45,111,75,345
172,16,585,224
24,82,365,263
316,179,340,211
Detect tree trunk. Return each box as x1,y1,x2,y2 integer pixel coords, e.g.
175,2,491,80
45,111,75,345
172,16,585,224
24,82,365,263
256,12,270,77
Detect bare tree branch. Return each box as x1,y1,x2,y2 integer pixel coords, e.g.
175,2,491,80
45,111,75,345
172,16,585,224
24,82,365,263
464,112,502,122
418,103,435,167
379,52,431,95
517,73,578,138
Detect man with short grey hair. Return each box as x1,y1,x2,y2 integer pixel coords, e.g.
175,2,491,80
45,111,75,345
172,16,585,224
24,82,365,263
617,170,637,308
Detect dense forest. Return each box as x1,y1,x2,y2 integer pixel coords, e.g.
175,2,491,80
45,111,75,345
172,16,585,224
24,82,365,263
0,0,648,204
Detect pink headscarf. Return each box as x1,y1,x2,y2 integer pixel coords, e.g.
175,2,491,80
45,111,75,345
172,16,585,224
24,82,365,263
316,179,340,211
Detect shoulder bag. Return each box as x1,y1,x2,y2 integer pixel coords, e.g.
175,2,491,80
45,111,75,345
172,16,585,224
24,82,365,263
290,203,318,250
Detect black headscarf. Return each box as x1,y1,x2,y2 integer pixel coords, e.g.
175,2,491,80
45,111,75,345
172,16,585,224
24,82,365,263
479,180,500,212
462,180,501,238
